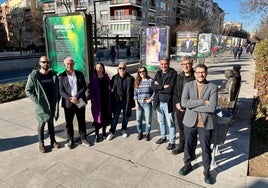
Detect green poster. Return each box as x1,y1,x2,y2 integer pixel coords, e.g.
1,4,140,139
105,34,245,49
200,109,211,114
44,12,93,82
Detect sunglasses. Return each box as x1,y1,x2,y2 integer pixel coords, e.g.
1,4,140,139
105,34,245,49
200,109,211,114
119,67,126,70
139,70,146,73
40,61,50,64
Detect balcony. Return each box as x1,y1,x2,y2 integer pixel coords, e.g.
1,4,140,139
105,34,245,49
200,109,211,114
110,0,142,6
110,15,142,21
75,0,87,10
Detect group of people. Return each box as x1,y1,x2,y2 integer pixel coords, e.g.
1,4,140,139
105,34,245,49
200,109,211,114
233,45,243,59
26,55,218,185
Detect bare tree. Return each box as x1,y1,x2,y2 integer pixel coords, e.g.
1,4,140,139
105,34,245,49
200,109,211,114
7,8,29,54
29,7,44,48
239,0,268,14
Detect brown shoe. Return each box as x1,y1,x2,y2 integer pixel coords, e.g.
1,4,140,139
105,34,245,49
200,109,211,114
39,143,46,153
51,141,60,149
136,132,143,140
144,133,150,141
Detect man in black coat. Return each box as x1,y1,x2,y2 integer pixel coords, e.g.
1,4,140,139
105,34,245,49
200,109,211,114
59,57,89,149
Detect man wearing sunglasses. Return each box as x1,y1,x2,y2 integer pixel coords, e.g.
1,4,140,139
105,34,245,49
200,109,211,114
107,62,135,140
25,56,60,153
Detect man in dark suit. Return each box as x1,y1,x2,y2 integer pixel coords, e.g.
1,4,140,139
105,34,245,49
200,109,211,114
59,57,89,149
180,32,194,55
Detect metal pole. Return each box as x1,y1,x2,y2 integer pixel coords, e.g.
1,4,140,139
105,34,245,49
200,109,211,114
94,1,97,54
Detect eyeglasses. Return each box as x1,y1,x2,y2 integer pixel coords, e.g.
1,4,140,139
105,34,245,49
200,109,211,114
181,63,190,66
40,61,50,64
139,70,146,73
119,67,126,70
195,71,206,75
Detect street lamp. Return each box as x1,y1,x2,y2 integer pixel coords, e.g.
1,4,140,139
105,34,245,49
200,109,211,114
93,0,111,54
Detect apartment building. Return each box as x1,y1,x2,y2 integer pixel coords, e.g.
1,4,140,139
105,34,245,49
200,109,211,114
1,0,225,48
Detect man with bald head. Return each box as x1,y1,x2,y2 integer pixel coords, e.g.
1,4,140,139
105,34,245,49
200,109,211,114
59,57,89,149
25,56,60,153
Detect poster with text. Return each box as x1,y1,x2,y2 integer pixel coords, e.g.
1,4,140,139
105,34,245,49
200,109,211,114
44,12,94,82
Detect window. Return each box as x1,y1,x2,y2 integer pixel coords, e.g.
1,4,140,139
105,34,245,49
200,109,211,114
116,10,124,19
100,10,108,20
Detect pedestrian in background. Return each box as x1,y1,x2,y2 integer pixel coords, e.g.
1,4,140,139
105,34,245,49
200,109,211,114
126,45,131,60
232,45,239,59
110,46,116,64
89,63,112,142
151,57,177,150
134,66,154,141
178,64,217,185
59,57,89,149
237,45,243,59
106,62,135,140
25,56,60,153
172,56,195,155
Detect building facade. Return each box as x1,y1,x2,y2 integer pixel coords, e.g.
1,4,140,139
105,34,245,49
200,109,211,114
1,0,226,49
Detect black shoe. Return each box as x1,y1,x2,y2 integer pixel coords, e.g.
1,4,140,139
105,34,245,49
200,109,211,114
179,164,193,176
96,135,102,143
191,152,197,161
39,143,46,153
51,141,60,149
68,140,74,149
203,171,213,184
166,143,175,150
81,138,90,145
102,132,107,139
136,132,143,140
144,133,150,141
171,145,184,155
155,137,167,144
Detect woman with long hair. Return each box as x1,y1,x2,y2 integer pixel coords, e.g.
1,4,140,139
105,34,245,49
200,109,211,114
89,63,112,142
134,66,154,141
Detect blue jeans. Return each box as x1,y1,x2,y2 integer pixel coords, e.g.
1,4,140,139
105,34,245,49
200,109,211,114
136,102,152,134
110,101,129,134
156,102,176,144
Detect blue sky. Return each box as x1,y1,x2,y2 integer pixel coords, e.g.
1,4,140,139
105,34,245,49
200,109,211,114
214,0,259,32
0,0,259,32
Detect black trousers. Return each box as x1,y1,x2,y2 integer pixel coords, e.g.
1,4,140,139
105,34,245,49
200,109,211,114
38,116,55,144
184,126,213,171
175,109,185,146
63,105,86,141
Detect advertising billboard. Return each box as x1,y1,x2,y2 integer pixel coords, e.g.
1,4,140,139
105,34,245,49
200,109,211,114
139,26,170,71
197,33,212,58
176,31,198,59
44,12,94,82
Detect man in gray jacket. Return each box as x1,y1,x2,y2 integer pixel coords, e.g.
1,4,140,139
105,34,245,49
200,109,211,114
178,64,217,185
25,56,60,153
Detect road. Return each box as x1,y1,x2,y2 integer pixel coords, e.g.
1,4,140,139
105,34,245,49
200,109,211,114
0,68,32,84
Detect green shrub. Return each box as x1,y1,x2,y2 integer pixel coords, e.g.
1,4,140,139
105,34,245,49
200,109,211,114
0,81,27,104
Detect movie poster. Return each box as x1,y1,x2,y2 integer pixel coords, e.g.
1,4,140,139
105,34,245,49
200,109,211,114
176,31,198,58
139,26,169,71
197,33,212,58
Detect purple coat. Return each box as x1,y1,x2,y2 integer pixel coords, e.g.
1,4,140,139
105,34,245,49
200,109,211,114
89,73,112,124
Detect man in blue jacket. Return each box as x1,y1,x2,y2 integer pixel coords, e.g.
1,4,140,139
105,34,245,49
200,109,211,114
25,56,60,153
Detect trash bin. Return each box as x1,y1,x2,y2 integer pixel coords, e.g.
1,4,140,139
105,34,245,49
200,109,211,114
212,109,233,145
211,109,233,166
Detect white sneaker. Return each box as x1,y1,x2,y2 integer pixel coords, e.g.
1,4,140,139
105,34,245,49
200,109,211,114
122,130,128,138
106,133,115,141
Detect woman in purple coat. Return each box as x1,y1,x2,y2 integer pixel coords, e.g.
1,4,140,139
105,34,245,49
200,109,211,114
89,63,112,142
